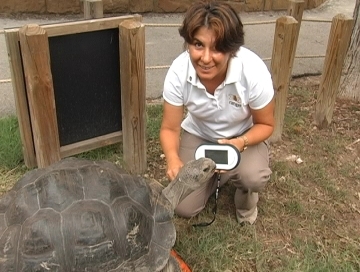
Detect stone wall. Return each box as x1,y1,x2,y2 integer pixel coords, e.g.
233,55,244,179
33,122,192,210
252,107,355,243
0,0,327,14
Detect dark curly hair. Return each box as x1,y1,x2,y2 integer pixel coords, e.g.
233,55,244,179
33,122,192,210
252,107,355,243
179,1,245,54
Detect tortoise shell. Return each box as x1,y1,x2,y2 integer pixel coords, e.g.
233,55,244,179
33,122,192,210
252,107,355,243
0,158,175,272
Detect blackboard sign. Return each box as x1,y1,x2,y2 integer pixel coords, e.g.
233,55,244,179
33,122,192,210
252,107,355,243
5,15,146,173
49,29,121,146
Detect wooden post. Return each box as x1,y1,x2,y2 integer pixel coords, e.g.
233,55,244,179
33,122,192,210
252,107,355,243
269,16,299,142
287,0,305,42
314,14,354,128
119,20,147,174
18,24,61,168
339,0,360,101
286,1,304,89
84,0,103,19
287,0,305,23
4,31,37,168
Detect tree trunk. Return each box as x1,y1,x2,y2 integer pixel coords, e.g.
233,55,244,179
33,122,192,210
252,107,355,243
339,0,360,101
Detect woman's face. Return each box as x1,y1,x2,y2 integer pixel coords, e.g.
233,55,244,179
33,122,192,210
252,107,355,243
188,26,231,83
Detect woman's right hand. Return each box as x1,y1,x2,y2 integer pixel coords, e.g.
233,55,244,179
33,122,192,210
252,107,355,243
160,101,185,181
166,157,184,181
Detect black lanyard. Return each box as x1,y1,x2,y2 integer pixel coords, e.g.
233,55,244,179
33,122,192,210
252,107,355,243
192,173,220,227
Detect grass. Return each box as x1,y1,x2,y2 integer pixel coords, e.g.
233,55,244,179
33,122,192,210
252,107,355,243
0,116,23,169
0,77,359,271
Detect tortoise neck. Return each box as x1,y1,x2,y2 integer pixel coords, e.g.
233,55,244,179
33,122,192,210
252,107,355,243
161,177,192,211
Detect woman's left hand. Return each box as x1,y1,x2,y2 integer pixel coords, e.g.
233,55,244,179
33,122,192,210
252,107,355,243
217,138,244,152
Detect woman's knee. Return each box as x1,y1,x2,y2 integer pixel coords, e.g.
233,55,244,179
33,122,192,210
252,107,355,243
233,143,272,191
234,167,272,192
174,203,204,218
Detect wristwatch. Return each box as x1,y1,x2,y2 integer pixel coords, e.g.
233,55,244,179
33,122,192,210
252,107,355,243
241,135,249,151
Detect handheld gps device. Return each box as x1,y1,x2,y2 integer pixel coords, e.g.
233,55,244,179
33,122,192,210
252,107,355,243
195,143,241,170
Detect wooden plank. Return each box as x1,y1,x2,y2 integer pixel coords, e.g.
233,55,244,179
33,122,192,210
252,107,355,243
269,16,298,143
4,31,37,168
314,14,354,128
60,131,122,158
5,15,142,37
19,24,61,168
84,0,103,19
119,20,147,174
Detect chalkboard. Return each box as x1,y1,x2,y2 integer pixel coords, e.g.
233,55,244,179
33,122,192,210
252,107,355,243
48,29,122,146
5,15,146,172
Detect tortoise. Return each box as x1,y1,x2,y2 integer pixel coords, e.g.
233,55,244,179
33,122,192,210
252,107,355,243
0,157,216,272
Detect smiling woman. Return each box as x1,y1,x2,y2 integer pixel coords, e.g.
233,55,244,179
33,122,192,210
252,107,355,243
159,0,275,226
187,27,231,94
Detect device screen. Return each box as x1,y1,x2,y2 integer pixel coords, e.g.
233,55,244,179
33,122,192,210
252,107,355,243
205,150,228,164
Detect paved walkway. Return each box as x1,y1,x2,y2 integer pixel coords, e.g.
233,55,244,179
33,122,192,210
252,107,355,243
0,0,356,117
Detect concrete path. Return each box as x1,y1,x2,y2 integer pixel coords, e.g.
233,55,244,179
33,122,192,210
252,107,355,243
0,0,356,117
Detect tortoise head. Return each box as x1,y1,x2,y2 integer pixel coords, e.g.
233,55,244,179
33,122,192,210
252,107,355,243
162,157,216,210
177,157,216,189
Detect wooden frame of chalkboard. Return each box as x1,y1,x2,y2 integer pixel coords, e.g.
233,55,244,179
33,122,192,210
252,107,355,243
5,15,147,174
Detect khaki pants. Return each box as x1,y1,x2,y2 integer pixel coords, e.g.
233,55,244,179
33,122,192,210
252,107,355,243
175,131,272,224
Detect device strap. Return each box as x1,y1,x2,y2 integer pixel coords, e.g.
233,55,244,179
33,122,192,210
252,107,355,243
192,173,220,227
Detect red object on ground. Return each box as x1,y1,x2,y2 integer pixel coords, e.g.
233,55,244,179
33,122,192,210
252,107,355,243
170,249,192,272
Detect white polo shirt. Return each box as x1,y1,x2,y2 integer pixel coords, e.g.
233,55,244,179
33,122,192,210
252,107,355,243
163,47,274,142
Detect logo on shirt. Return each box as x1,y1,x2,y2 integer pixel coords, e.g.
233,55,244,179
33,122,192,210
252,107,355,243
228,94,242,108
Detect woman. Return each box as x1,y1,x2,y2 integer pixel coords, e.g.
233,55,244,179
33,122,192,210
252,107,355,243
160,0,275,225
